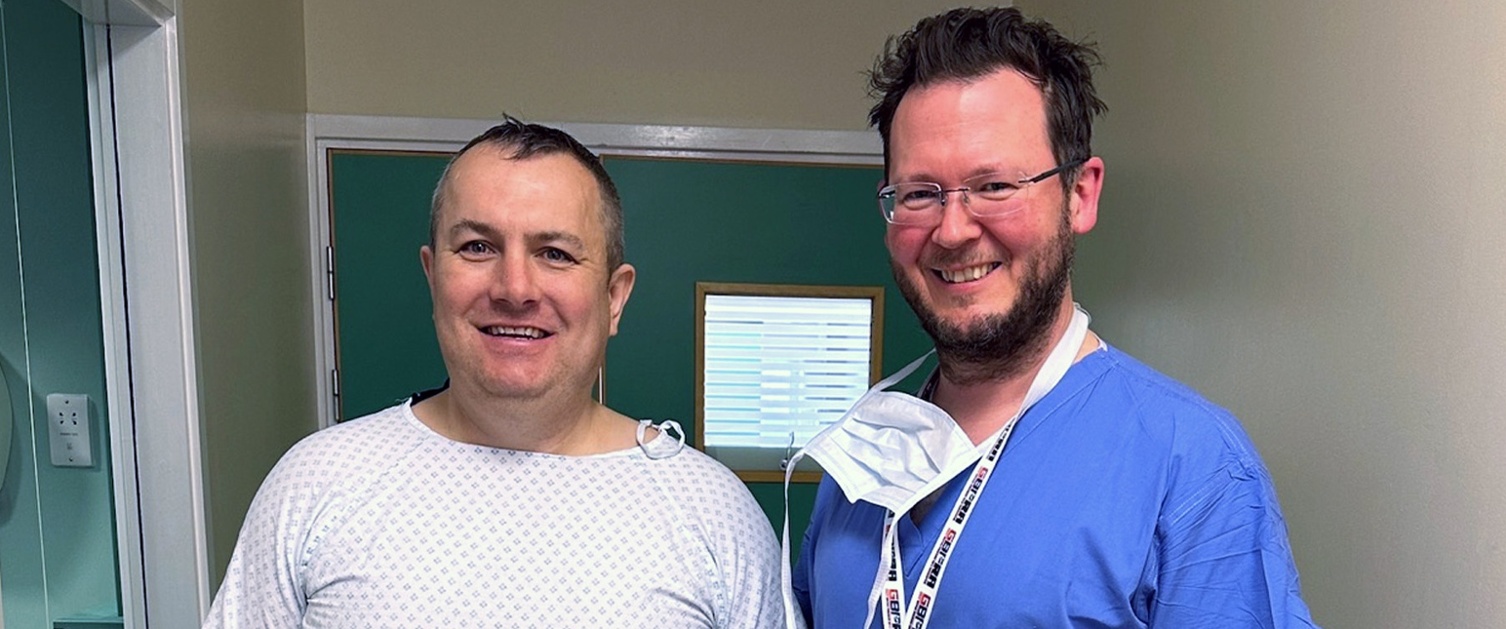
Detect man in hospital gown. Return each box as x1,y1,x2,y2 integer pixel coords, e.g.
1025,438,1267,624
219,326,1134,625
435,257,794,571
206,118,788,628
792,8,1320,628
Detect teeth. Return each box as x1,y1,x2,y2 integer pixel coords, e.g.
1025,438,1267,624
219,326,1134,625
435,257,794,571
484,326,546,339
939,264,995,283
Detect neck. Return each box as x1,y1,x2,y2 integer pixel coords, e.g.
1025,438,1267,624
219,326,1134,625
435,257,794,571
931,300,1095,445
413,383,635,455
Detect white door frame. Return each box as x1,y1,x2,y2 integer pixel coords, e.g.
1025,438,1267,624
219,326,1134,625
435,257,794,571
72,0,212,626
305,114,883,428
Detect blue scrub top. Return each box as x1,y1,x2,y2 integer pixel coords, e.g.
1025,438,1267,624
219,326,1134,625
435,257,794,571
793,345,1319,628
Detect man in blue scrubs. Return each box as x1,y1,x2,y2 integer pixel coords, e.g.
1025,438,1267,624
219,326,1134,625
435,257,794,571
792,7,1319,627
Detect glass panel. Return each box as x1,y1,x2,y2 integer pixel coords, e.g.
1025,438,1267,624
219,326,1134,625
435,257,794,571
0,1,122,626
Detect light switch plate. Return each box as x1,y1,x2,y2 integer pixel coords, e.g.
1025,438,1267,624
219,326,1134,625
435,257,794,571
47,393,92,467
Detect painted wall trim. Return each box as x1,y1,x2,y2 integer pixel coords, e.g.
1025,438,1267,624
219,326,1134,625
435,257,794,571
305,114,882,428
85,5,212,626
61,0,169,27
83,20,146,629
307,113,884,161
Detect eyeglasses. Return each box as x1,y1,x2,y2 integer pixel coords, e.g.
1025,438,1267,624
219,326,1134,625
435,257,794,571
876,157,1087,225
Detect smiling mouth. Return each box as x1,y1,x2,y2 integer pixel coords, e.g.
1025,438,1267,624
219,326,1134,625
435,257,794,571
934,262,1001,284
481,325,551,340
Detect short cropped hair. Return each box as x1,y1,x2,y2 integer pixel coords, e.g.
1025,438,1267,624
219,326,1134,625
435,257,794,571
868,7,1107,187
430,116,625,270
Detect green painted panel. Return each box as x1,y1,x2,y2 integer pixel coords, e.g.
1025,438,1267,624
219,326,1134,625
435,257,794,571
327,151,935,561
329,151,451,420
601,156,933,554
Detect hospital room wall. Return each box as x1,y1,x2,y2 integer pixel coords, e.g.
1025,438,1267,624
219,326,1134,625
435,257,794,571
301,0,963,129
174,0,316,587
1017,1,1506,626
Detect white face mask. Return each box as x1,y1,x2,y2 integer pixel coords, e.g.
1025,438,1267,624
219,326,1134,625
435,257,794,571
778,354,961,629
793,351,976,515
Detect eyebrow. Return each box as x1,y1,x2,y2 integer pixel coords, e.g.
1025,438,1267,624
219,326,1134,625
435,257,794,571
530,230,587,252
449,219,500,241
447,220,588,252
894,162,1029,185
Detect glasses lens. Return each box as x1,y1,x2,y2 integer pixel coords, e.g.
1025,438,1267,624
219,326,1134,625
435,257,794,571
881,183,943,223
964,175,1021,202
962,173,1029,217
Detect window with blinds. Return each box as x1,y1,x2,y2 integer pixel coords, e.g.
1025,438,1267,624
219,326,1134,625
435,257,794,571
695,282,883,483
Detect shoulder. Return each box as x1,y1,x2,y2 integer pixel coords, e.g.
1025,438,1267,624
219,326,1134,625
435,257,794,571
651,444,768,521
633,429,775,547
644,437,786,627
251,403,427,515
273,403,420,479
1087,345,1265,467
1082,355,1316,624
208,403,428,624
1086,345,1285,524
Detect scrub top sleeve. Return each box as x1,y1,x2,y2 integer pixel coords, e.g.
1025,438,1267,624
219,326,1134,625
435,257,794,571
792,478,841,627
1151,460,1320,628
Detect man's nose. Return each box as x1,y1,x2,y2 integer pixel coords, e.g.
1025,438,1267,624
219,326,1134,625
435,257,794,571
931,189,982,247
489,253,541,305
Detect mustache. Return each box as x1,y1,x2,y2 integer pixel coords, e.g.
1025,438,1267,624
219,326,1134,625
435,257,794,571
921,249,1006,269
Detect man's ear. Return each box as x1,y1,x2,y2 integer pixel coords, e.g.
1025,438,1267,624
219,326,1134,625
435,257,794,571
1068,156,1105,235
420,245,435,287
606,263,637,336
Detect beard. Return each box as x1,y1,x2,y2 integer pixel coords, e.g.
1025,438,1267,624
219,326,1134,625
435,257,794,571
892,210,1075,386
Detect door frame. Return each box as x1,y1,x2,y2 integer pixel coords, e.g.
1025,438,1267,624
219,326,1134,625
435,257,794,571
71,0,212,626
305,114,883,429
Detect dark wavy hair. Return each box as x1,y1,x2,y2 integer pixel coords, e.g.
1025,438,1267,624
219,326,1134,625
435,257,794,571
868,7,1106,188
430,115,624,270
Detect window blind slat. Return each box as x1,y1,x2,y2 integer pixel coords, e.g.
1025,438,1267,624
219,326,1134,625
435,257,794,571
702,292,875,450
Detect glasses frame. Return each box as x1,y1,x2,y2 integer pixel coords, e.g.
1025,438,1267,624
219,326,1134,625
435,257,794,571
876,157,1089,225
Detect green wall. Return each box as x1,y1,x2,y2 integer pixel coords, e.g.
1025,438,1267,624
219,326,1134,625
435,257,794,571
0,0,119,625
330,151,449,419
328,151,935,557
602,157,933,548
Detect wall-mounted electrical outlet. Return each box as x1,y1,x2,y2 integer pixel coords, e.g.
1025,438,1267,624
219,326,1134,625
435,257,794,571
47,393,92,467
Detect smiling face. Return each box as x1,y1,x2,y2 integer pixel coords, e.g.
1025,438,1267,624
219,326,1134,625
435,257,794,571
421,148,635,403
885,68,1102,382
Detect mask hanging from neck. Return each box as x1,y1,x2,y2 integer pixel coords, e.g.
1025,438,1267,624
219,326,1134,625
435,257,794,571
779,305,1093,629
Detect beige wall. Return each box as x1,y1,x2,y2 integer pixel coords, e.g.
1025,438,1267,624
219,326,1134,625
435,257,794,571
1019,1,1506,626
303,0,959,129
185,0,1506,621
177,0,316,585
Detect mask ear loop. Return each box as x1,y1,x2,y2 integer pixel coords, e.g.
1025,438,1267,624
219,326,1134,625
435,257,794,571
781,448,807,629
861,519,899,629
637,419,686,460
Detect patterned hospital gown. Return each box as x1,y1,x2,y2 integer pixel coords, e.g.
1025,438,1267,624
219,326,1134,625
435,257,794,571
204,401,787,628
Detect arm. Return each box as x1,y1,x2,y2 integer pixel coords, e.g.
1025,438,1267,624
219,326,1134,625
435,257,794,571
717,482,805,629
202,450,317,628
791,480,836,628
1149,459,1319,628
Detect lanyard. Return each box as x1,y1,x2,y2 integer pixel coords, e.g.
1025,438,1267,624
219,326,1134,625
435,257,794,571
877,306,1090,629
